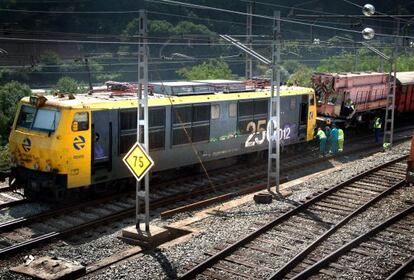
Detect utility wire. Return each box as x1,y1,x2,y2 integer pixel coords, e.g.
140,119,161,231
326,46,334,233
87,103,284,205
248,0,401,24
341,0,412,24
147,0,414,39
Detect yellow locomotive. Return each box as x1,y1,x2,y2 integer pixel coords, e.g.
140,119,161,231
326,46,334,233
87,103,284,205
8,80,316,200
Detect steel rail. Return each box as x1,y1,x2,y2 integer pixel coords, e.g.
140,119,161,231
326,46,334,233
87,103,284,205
0,186,15,193
0,191,134,232
0,208,134,257
0,134,411,258
291,204,414,280
268,179,407,279
0,164,259,234
179,155,408,279
0,198,27,210
0,165,278,257
386,256,414,280
161,130,408,218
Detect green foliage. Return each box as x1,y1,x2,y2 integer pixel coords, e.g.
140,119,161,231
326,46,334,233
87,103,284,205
317,51,355,73
0,81,31,144
0,144,10,170
123,19,214,38
39,51,62,65
172,21,214,35
282,60,302,74
176,59,236,80
88,59,121,81
264,66,290,84
287,66,314,87
54,77,87,94
396,55,414,71
61,59,120,82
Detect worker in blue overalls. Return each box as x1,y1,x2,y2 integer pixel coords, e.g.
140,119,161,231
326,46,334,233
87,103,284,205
330,124,339,154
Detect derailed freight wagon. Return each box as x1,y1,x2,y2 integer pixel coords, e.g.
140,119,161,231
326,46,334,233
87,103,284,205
312,72,388,124
312,71,414,125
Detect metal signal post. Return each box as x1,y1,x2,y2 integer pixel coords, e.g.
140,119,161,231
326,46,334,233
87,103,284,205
136,9,150,232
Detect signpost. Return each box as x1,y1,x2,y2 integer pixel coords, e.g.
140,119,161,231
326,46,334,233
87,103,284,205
123,142,154,182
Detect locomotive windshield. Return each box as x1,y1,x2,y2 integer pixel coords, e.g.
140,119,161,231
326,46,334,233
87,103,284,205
17,105,61,132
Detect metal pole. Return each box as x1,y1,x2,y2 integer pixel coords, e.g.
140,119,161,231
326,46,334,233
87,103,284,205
275,11,281,195
84,58,93,92
245,3,253,80
354,43,358,72
136,9,150,232
391,20,400,147
267,10,281,196
383,18,399,148
380,57,384,72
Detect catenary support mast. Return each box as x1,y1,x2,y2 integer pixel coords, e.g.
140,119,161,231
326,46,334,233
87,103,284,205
267,11,281,196
136,9,150,232
245,2,253,80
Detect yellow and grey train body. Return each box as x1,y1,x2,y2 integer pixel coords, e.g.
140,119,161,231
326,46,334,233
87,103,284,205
8,80,316,200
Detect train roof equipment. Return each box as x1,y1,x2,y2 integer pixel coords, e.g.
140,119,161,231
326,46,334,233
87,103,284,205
149,79,253,96
21,80,314,110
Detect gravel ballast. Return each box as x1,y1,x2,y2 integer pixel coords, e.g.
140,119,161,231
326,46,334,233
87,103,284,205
0,140,411,280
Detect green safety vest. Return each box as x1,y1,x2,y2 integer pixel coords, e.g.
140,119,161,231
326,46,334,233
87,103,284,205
338,129,344,140
374,118,382,129
317,130,327,139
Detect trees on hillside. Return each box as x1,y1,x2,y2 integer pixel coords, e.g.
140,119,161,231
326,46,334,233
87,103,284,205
176,59,236,80
0,81,31,144
54,77,87,94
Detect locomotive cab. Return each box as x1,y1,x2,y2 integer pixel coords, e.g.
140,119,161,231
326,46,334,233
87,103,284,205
8,95,92,200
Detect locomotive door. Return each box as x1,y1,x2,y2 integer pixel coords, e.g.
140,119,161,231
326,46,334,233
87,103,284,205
91,110,112,173
299,95,308,140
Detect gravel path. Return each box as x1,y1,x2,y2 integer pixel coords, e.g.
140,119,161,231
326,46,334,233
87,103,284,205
0,140,411,280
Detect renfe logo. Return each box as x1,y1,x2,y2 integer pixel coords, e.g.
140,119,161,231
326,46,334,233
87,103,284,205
73,136,86,150
22,138,31,152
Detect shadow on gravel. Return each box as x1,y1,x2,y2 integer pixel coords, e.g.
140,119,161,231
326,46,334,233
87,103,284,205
147,248,177,279
274,196,332,229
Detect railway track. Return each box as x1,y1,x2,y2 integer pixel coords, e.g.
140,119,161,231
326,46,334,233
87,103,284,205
0,162,277,258
289,204,413,280
180,155,410,279
0,127,412,260
0,186,25,210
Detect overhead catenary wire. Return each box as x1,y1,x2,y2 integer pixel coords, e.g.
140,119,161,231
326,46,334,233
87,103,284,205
0,0,403,24
0,1,407,34
340,0,412,24
146,0,414,39
247,0,404,24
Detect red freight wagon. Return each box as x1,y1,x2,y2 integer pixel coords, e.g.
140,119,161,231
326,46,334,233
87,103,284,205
312,72,389,123
394,72,414,113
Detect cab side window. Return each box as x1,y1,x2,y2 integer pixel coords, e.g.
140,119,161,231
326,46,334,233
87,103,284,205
309,94,315,106
72,112,89,131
